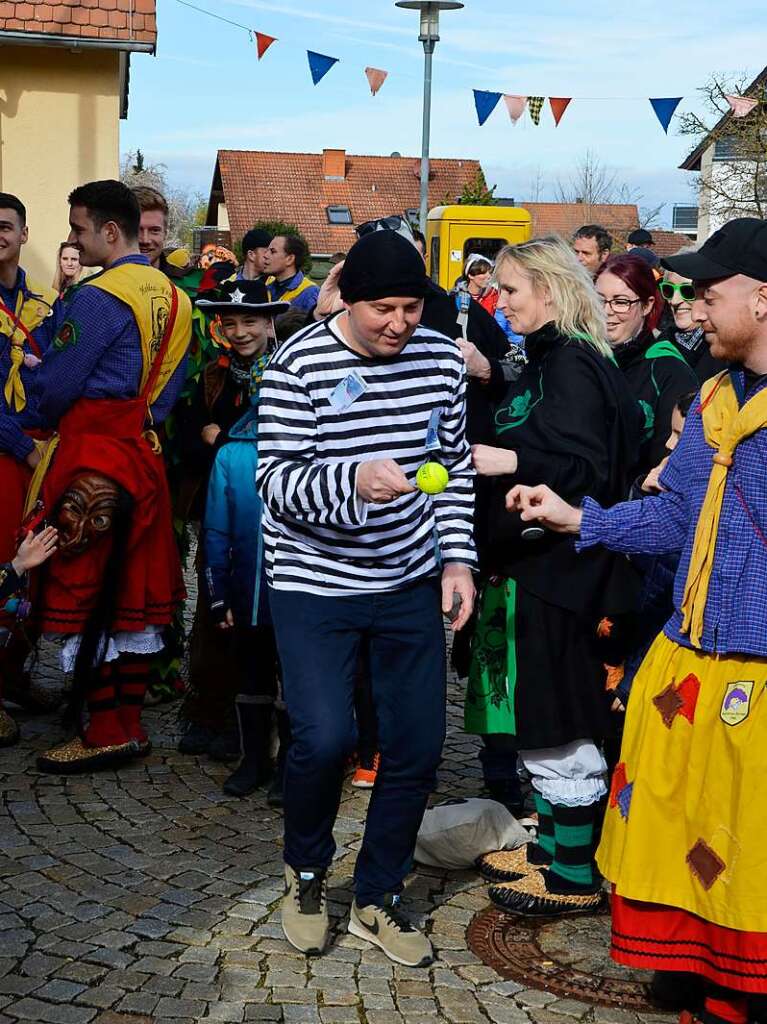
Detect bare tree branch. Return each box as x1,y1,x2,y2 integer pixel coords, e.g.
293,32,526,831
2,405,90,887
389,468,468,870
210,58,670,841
121,149,206,249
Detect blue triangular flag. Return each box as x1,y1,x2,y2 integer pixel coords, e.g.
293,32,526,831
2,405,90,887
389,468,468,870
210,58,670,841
307,51,339,86
473,89,502,126
649,97,682,134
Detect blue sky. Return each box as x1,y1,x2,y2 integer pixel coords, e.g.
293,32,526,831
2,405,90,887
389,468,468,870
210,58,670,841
122,0,767,227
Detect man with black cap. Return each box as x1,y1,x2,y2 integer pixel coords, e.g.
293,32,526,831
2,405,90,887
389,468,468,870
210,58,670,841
626,227,655,251
256,229,476,966
237,228,271,282
505,217,767,1024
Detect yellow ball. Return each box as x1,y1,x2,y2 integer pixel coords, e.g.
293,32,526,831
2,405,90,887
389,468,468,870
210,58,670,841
416,461,449,495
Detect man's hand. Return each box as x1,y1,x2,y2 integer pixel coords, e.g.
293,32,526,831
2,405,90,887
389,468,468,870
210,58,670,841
506,484,582,534
217,609,234,631
472,444,517,477
441,563,475,632
642,457,668,494
25,447,41,469
314,261,345,319
457,339,491,383
201,424,222,446
356,459,416,504
11,526,58,574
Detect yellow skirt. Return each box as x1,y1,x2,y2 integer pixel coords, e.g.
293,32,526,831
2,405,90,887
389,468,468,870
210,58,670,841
597,632,767,932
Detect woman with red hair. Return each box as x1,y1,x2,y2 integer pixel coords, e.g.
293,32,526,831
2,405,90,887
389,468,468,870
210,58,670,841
596,254,697,475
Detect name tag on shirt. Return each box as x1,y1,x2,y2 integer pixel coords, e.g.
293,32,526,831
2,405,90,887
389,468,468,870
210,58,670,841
425,407,442,451
328,370,367,413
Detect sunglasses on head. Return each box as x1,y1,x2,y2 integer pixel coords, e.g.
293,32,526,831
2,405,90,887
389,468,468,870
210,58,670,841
355,215,411,239
660,280,696,303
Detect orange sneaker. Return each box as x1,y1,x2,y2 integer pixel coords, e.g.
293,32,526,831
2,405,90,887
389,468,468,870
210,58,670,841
352,753,380,789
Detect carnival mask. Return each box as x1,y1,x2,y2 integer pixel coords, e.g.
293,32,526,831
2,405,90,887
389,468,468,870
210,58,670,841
55,474,120,557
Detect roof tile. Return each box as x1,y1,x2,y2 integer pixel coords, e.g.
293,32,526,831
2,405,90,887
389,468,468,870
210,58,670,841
214,149,483,254
0,0,156,45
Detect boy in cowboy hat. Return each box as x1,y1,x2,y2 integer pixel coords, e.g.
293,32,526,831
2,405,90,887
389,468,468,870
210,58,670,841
193,279,291,798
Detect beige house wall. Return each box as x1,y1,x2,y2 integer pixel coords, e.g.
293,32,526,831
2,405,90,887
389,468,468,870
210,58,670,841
0,45,121,286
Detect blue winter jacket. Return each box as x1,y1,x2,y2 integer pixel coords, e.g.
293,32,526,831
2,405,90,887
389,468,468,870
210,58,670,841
202,404,270,627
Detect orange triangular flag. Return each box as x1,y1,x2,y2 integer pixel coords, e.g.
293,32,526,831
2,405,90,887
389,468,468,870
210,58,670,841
549,97,572,127
365,67,388,96
255,32,277,60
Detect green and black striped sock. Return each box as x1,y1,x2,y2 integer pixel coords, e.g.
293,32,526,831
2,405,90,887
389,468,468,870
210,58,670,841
529,791,554,865
548,801,601,892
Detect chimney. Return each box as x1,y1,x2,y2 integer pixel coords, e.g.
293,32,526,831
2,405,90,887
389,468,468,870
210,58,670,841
323,149,346,181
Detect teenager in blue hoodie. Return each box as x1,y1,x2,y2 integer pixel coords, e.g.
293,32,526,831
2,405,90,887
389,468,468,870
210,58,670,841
196,280,290,799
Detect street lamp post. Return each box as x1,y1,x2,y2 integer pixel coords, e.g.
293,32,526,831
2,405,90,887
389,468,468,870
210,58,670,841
395,1,463,236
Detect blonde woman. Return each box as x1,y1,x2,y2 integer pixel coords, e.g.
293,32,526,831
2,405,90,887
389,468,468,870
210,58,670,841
52,242,82,296
468,236,643,917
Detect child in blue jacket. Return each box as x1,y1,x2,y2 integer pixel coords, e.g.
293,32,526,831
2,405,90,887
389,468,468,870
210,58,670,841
196,280,289,799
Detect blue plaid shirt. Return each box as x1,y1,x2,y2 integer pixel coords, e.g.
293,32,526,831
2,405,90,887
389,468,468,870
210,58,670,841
578,369,767,657
22,254,186,431
0,255,188,463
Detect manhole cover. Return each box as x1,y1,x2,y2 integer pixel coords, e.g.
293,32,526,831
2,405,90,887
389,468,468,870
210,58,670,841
466,904,658,1011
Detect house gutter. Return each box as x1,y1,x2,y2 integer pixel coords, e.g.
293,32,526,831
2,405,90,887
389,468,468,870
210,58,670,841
0,30,155,54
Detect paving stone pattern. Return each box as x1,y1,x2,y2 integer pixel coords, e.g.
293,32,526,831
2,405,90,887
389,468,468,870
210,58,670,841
0,627,675,1024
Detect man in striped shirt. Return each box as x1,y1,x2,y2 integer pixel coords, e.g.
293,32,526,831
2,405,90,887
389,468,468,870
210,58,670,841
256,230,477,966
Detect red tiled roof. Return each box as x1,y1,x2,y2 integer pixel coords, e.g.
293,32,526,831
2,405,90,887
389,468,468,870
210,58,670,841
211,149,483,254
0,0,156,47
523,202,640,239
651,230,696,258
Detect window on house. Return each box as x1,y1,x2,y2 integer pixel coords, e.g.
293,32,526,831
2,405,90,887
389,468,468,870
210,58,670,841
672,206,699,232
713,136,743,161
326,205,353,224
463,238,507,264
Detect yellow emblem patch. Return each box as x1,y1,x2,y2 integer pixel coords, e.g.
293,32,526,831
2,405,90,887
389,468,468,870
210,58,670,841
720,681,754,727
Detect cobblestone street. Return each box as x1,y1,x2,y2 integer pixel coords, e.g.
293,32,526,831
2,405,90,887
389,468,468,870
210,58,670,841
0,646,676,1024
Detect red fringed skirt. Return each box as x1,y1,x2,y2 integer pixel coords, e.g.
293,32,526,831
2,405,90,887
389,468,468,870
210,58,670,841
612,893,767,994
38,396,184,634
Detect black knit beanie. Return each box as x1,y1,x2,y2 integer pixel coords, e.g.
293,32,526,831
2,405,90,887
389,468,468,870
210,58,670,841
339,231,430,303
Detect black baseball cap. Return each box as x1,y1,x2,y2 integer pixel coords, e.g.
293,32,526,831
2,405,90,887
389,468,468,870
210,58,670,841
661,217,767,283
628,228,654,246
242,228,272,253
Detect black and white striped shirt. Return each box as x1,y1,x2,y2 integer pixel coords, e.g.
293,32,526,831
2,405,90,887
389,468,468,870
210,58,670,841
256,313,477,595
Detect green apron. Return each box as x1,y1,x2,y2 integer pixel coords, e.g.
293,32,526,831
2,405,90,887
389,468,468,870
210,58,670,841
464,578,518,735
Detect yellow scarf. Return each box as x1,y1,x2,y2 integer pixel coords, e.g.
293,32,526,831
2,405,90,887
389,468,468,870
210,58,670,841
0,280,56,413
87,262,191,409
680,371,767,646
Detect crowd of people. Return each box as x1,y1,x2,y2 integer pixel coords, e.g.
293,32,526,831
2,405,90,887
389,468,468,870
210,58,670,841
0,178,764,1023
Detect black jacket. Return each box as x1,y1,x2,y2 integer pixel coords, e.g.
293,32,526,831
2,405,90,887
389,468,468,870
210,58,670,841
669,326,727,384
612,330,698,474
483,323,642,617
420,281,510,444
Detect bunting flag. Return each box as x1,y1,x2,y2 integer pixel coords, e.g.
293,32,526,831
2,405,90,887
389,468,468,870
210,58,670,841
549,97,572,127
725,94,758,118
473,89,502,126
254,31,277,60
528,96,544,125
650,97,682,134
365,67,388,96
307,51,339,86
504,95,527,124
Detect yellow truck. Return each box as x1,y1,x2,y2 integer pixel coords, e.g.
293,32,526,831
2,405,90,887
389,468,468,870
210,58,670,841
426,204,533,291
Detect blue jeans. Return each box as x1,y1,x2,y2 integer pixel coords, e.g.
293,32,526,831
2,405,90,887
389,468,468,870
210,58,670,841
269,579,446,906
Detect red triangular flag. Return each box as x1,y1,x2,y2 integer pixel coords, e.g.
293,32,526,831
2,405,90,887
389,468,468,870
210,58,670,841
549,97,572,127
255,32,277,60
365,67,388,96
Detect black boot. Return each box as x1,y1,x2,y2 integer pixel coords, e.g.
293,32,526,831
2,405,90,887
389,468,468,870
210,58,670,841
223,699,274,798
267,707,291,808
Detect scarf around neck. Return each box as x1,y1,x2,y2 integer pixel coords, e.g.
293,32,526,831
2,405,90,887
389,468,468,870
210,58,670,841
680,370,767,646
